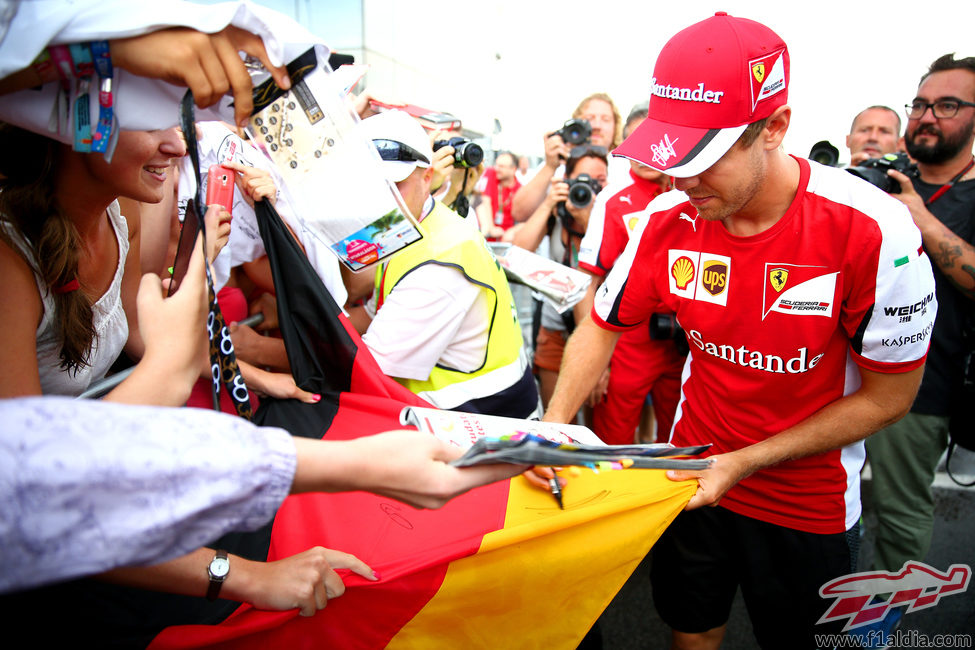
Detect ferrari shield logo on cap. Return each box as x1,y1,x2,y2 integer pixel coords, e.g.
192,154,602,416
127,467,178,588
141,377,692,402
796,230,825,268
752,63,766,83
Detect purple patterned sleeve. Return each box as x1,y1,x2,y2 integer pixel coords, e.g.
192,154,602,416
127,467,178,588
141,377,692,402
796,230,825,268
0,397,296,593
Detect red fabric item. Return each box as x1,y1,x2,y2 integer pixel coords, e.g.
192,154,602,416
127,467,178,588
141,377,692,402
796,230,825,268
592,157,934,533
593,326,684,444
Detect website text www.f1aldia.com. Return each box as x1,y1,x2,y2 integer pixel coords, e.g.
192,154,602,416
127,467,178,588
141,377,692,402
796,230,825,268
815,629,972,648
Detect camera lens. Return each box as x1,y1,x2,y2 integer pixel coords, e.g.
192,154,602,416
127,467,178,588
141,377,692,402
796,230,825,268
568,182,594,208
808,140,839,167
559,119,592,146
456,142,484,168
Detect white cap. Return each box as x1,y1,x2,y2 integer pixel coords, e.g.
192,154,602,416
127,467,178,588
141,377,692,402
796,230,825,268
360,109,434,183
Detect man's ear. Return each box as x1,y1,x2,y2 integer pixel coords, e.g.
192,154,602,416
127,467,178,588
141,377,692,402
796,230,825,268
764,105,791,150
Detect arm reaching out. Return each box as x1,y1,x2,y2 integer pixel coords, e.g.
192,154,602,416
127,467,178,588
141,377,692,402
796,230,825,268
292,431,526,509
100,545,377,617
667,365,924,510
111,26,291,128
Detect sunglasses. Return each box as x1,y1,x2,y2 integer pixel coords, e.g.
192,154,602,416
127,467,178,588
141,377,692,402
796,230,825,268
373,139,431,165
569,145,608,160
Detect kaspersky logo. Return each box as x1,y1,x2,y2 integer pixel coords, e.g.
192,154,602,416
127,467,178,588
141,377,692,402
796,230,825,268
818,561,971,631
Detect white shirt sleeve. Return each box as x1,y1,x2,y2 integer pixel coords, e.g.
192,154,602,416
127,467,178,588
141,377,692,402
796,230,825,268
363,264,484,380
0,397,296,594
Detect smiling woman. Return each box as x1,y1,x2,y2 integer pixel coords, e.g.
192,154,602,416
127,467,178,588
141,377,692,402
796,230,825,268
0,124,197,399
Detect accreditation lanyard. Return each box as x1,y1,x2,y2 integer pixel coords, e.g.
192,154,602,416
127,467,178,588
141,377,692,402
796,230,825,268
89,40,117,156
925,157,975,206
67,43,94,152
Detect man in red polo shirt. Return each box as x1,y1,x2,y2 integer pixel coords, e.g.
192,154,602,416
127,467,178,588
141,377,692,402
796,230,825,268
540,12,936,649
475,151,521,240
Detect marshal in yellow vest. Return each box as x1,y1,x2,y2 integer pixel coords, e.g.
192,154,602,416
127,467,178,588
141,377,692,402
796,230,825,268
374,201,534,414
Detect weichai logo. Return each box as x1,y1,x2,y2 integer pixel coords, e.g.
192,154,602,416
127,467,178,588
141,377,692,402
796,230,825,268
701,261,727,296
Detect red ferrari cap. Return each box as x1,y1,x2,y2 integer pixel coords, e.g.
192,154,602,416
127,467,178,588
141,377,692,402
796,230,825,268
613,12,789,177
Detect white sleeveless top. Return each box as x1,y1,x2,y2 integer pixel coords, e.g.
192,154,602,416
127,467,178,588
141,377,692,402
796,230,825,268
5,201,129,396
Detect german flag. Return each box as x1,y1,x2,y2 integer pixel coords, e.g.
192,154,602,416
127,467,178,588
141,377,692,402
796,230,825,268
150,448,693,648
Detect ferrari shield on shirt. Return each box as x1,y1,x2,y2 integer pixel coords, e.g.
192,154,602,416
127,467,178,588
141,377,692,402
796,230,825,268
593,158,937,534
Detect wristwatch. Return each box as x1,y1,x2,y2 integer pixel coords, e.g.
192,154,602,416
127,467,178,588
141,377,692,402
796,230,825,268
206,549,230,601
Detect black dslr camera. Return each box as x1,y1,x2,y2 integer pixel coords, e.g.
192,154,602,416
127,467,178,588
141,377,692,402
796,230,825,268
847,153,919,194
564,173,603,209
433,137,484,168
556,173,603,225
553,118,592,146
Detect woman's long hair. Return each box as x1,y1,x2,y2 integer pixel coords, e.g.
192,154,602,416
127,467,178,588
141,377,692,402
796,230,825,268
0,123,95,373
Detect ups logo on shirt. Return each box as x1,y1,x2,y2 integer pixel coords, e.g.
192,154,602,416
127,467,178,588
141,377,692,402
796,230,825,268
667,249,730,307
701,261,727,296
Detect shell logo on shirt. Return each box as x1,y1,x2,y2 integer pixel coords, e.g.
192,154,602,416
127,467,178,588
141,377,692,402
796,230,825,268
668,250,731,306
671,256,696,290
762,263,838,320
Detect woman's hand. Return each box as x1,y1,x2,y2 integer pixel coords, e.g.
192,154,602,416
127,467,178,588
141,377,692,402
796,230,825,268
223,160,277,207
202,203,232,262
226,547,376,616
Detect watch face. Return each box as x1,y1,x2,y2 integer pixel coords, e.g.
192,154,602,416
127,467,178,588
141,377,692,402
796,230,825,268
210,557,230,578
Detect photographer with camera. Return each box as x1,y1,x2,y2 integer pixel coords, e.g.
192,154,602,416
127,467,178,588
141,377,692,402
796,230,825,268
863,54,975,582
510,93,621,224
428,129,486,222
508,146,608,408
359,110,539,419
845,105,903,167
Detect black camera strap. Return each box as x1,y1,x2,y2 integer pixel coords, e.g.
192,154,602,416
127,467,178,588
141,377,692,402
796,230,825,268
925,156,975,206
451,168,471,217
179,91,253,420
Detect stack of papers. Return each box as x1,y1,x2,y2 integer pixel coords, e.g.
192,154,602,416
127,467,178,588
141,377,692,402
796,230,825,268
493,244,591,314
400,406,712,470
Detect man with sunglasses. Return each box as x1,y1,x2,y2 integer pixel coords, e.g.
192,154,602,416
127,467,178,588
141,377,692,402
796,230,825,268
865,54,975,579
360,110,540,419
